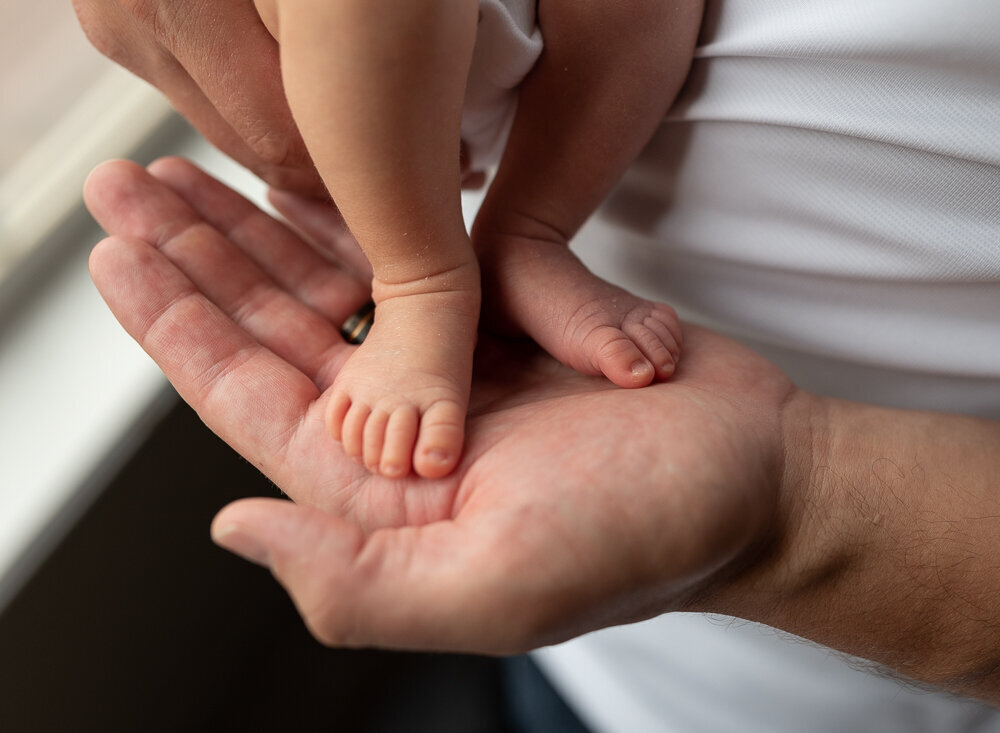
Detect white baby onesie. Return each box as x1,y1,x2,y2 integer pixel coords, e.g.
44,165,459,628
462,0,542,170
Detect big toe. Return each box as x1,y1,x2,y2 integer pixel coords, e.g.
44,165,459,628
413,401,466,479
590,327,656,389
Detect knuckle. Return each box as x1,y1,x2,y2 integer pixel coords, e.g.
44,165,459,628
242,126,326,195
256,159,327,198
242,121,315,174
244,128,295,168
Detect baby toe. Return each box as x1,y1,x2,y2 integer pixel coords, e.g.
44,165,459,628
341,401,371,459
591,326,655,389
413,401,466,479
362,409,390,473
649,306,682,351
326,391,353,442
380,406,419,478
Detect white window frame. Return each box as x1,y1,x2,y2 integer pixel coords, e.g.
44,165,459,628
0,68,266,611
0,68,174,283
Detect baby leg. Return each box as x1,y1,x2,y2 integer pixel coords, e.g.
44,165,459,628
480,236,681,388
328,260,480,478
270,0,482,476
473,0,701,386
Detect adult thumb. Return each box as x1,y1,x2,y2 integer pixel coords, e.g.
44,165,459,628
211,497,373,644
210,497,511,651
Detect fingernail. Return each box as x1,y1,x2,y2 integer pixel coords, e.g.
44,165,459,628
213,525,271,569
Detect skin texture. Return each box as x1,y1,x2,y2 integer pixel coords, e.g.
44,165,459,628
85,159,1000,705
84,159,790,651
250,0,693,477
76,0,693,477
473,0,702,380
72,0,325,196
258,0,482,479
74,0,1000,709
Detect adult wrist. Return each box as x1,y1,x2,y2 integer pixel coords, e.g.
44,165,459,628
678,387,836,624
694,392,893,657
699,392,1000,701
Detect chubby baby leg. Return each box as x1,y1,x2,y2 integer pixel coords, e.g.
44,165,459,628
328,261,480,478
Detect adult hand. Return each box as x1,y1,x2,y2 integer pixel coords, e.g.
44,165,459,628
73,0,324,196
72,1,488,195
84,156,807,653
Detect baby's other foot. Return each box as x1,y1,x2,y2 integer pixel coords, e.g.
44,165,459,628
484,241,681,388
327,284,478,478
568,294,681,387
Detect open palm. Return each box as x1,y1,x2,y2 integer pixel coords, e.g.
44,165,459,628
86,158,802,653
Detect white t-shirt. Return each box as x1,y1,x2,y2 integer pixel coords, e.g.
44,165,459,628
534,1,1000,731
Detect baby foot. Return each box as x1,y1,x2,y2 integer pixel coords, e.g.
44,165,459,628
327,273,479,479
482,240,681,388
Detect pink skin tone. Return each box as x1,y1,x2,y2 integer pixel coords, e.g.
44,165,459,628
85,159,1000,704
253,0,702,477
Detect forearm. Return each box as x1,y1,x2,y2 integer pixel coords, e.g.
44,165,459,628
707,393,1000,701
474,0,704,243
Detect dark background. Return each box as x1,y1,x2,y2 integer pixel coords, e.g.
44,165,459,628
0,397,511,732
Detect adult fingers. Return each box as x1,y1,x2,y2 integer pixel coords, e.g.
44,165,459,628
147,157,371,321
89,235,320,477
85,159,352,388
211,498,552,654
152,59,324,196
155,0,322,192
74,0,325,196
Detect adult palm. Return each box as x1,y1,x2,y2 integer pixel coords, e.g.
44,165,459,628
85,157,803,654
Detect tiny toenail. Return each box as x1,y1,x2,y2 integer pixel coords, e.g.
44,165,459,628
425,449,451,464
631,360,653,378
382,463,404,477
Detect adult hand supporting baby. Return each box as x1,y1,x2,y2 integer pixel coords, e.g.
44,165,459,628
73,0,324,196
72,0,487,196
84,158,1000,705
84,156,796,644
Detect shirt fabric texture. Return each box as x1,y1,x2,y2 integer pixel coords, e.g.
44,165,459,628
530,1,1000,731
